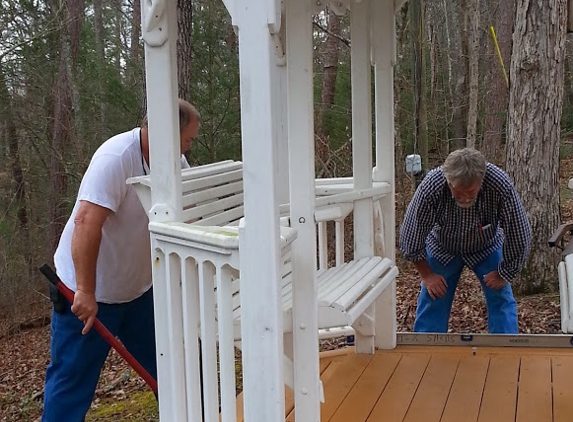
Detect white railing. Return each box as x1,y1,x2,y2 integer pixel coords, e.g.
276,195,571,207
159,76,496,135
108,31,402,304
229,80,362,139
312,179,391,271
151,224,239,422
130,166,396,420
149,222,297,422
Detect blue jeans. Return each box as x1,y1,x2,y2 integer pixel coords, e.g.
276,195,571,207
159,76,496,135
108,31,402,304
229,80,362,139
42,288,157,422
413,248,518,334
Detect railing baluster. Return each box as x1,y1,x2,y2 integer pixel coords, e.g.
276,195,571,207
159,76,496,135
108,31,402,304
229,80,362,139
198,260,220,421
335,219,345,265
217,264,237,422
318,221,328,269
162,250,188,418
151,246,182,420
182,257,203,422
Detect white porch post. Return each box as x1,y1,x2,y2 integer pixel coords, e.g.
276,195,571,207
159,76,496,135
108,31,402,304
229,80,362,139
236,1,285,420
276,60,290,205
372,0,397,349
286,0,320,420
141,0,186,419
275,11,290,205
142,0,182,223
350,0,375,354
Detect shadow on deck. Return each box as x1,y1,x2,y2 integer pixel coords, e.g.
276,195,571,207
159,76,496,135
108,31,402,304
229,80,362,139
237,345,573,422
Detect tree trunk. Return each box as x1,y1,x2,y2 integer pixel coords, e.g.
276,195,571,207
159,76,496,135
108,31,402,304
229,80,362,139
130,0,141,64
0,66,28,231
94,0,106,140
506,0,566,294
565,37,573,112
452,0,469,149
7,117,28,232
177,0,193,101
114,0,122,73
411,0,428,175
483,1,515,165
129,0,145,122
441,0,453,157
466,0,480,148
316,9,341,177
48,0,84,258
395,6,409,223
428,23,437,102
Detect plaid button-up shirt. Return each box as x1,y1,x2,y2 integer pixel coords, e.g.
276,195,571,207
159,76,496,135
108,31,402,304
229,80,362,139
399,163,532,283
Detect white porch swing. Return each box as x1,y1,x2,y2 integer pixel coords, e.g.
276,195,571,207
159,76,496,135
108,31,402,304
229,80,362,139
132,0,402,420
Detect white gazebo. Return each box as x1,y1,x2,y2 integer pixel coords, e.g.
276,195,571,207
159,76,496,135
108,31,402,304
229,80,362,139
133,0,403,420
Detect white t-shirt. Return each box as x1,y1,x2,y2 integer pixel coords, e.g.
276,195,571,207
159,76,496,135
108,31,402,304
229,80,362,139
54,128,190,304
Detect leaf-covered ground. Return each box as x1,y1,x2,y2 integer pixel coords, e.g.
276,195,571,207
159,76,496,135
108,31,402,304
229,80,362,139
0,264,563,422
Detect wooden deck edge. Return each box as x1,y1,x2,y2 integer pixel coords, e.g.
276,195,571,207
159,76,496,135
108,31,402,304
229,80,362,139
382,344,573,356
319,347,355,358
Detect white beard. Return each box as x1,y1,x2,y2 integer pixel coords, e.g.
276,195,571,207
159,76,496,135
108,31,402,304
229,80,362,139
456,200,476,209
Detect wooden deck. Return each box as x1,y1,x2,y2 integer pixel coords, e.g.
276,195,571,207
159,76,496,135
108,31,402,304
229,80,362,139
236,345,573,422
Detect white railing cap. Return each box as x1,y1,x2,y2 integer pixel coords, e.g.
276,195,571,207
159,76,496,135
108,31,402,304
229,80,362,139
149,222,240,249
127,174,152,187
149,221,298,251
279,226,298,248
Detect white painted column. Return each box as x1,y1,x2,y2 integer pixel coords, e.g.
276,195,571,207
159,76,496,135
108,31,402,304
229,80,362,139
274,12,290,206
236,1,285,420
276,59,290,205
141,0,186,420
286,0,320,420
350,0,375,354
372,0,397,349
141,0,182,223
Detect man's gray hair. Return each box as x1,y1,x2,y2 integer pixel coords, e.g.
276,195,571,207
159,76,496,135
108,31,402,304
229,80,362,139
443,148,486,187
141,99,201,130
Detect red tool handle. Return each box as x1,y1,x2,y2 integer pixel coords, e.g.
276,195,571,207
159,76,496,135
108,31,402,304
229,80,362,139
40,264,158,394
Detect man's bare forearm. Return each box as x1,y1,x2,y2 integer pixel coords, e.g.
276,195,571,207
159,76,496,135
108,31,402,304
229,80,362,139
71,222,102,294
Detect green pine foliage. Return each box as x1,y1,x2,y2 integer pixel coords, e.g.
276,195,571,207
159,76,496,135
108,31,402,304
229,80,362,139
188,1,241,165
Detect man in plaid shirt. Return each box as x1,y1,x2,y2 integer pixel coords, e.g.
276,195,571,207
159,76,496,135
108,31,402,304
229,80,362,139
399,148,532,333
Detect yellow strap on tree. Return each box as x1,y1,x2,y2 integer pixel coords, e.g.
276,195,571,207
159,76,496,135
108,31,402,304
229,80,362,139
490,26,509,88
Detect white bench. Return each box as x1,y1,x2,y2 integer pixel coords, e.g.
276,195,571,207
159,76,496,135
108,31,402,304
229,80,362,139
127,160,397,337
132,161,397,401
129,160,245,226
549,222,573,332
129,160,391,225
149,222,397,337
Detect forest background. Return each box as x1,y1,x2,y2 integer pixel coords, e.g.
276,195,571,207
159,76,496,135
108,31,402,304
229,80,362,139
0,0,570,351
2,0,573,420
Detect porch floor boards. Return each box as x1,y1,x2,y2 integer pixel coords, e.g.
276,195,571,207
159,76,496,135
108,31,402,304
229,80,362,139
235,345,573,422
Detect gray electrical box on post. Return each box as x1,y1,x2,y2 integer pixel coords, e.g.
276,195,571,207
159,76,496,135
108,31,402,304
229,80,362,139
405,154,422,175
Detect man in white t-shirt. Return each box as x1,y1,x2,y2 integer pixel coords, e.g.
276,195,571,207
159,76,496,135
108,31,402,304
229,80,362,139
41,99,200,422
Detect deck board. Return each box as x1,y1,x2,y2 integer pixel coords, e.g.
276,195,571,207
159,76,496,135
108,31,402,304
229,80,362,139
476,355,519,422
366,354,431,422
552,356,573,422
320,353,372,422
328,353,401,422
516,356,553,422
441,355,489,422
233,345,573,422
402,354,460,422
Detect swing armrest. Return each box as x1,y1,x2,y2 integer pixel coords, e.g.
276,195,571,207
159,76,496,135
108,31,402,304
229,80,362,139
549,222,573,251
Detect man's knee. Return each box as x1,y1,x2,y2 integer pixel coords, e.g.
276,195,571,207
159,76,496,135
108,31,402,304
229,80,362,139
414,293,452,332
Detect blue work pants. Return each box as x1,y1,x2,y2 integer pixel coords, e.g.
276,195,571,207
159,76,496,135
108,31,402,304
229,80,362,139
42,288,157,422
413,248,518,334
